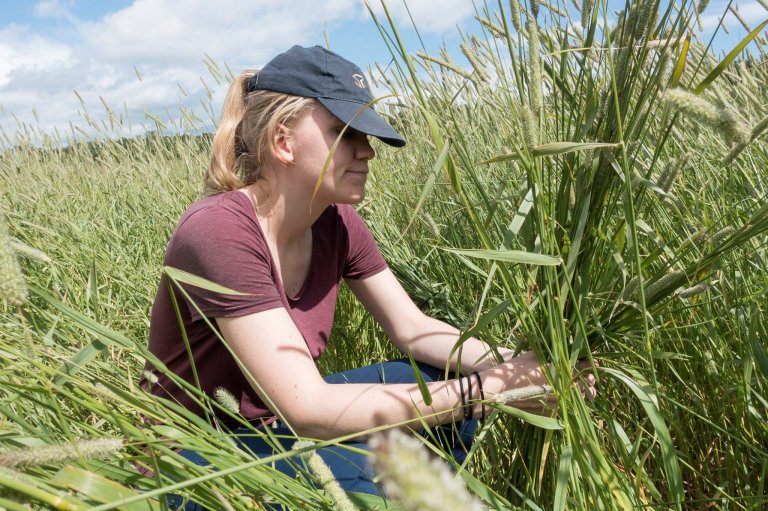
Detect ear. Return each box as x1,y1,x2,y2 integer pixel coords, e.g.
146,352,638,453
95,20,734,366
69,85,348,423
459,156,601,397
271,124,294,164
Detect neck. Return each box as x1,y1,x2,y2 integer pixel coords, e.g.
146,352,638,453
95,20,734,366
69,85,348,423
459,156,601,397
240,173,328,247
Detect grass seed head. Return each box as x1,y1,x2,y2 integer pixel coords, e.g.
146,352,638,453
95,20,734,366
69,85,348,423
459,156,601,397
142,369,159,386
417,52,472,81
527,11,543,112
213,387,240,415
678,283,708,299
657,152,691,193
460,42,490,84
521,105,538,148
369,429,483,511
9,241,51,263
510,0,523,33
569,182,577,209
750,114,768,141
645,270,686,300
476,14,506,39
728,6,752,32
0,438,123,469
581,0,594,32
621,276,639,301
663,88,749,145
292,441,357,511
721,141,749,166
710,226,735,246
0,214,28,307
496,384,552,403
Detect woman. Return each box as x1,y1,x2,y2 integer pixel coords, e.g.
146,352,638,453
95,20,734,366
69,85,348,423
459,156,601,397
144,45,596,499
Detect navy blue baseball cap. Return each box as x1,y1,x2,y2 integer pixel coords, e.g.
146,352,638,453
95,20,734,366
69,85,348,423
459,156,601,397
247,45,405,147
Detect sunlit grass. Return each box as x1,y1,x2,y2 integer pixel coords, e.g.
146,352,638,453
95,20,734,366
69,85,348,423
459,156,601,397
1,0,767,509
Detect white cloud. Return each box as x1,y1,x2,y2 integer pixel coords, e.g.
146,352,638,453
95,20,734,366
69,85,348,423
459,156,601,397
0,0,478,144
0,25,74,87
79,0,360,65
33,0,75,19
699,1,768,32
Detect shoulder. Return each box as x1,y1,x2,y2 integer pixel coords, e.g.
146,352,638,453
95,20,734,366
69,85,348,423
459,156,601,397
176,191,255,233
166,191,265,260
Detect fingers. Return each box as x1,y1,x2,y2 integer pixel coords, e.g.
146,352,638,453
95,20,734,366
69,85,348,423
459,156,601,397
492,353,600,413
574,361,598,400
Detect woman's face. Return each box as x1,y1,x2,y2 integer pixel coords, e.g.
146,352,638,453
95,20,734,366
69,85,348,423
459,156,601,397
282,104,376,205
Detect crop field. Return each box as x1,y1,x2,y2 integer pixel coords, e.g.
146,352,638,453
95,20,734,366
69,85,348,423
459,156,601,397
1,1,767,510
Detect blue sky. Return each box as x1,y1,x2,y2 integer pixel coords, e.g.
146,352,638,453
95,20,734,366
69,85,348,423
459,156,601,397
0,1,765,143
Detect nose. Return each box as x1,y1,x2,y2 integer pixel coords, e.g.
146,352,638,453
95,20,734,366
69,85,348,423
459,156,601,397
355,133,375,161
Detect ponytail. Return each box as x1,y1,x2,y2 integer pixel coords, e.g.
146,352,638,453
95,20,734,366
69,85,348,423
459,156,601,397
204,72,316,196
204,71,253,196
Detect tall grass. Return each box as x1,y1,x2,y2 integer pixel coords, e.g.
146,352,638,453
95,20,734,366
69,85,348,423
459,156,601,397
1,0,767,509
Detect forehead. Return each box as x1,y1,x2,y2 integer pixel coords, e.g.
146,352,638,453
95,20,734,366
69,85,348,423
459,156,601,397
305,103,344,126
296,103,363,135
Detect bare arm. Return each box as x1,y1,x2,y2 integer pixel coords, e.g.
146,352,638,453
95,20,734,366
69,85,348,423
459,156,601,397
346,268,523,374
217,308,479,440
217,269,592,439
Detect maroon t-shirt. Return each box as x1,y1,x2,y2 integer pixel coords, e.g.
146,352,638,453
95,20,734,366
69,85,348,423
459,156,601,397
144,190,387,425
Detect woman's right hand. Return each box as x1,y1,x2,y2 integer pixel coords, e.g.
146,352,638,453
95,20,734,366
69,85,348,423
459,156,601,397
479,352,597,415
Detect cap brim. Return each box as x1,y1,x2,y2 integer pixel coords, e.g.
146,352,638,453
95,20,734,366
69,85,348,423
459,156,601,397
318,97,406,147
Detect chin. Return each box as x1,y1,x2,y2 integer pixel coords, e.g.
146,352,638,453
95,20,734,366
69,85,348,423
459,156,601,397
338,192,365,204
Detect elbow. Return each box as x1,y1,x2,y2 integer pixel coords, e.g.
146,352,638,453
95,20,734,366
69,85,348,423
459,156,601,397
389,310,430,353
274,385,337,440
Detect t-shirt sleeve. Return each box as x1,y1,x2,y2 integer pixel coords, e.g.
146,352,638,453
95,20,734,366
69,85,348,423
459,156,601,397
165,204,283,320
339,205,388,280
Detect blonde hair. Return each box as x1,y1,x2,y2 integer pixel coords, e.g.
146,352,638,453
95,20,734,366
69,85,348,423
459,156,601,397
204,71,315,195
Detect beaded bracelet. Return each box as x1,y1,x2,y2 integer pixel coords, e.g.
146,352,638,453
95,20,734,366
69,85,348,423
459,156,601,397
473,371,485,421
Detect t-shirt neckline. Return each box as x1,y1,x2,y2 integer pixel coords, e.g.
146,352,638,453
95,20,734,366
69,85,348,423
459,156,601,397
230,190,318,303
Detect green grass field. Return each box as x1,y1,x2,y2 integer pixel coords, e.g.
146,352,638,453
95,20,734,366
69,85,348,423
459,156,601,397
2,1,767,509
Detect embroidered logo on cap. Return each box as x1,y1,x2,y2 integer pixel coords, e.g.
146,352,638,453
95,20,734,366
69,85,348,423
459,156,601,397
352,73,365,89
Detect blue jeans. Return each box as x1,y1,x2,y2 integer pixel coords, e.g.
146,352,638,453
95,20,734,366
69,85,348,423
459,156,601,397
171,360,478,509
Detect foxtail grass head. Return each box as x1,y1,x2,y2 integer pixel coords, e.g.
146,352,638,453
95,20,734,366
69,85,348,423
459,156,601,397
0,214,28,307
292,441,358,511
0,438,123,469
213,387,240,415
368,429,483,511
662,88,749,145
460,42,490,84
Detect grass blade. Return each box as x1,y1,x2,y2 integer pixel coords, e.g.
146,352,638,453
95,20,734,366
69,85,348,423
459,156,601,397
694,19,768,93
442,248,561,266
